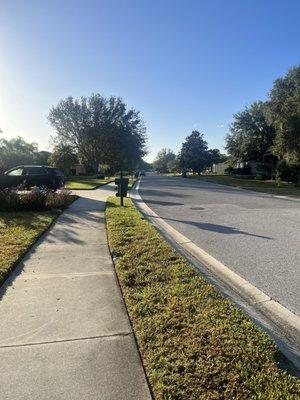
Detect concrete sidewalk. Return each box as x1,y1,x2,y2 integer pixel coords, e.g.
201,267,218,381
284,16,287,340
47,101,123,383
0,185,151,400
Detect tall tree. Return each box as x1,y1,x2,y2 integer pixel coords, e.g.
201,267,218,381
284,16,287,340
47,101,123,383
225,101,275,162
266,65,300,162
49,144,78,174
0,136,38,171
179,131,208,174
205,149,227,168
48,94,147,173
153,149,176,173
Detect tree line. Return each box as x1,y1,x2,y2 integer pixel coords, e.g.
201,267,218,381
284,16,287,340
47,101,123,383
153,131,227,174
0,94,147,175
153,65,300,182
225,65,300,182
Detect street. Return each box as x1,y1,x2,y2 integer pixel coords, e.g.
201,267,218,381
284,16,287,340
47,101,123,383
139,173,300,315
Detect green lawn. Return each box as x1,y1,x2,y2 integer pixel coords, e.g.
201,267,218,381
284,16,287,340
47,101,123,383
0,211,58,285
106,196,300,400
64,176,114,190
187,174,300,197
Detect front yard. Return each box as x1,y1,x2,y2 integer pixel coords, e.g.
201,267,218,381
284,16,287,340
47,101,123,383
106,196,300,399
0,211,58,285
64,176,114,190
188,174,300,197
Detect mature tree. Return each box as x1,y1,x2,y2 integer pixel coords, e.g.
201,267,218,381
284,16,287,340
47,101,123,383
36,151,52,165
167,156,181,173
0,136,38,171
205,149,227,168
49,144,78,174
225,101,275,162
179,131,208,174
266,65,300,162
153,148,176,173
48,94,147,173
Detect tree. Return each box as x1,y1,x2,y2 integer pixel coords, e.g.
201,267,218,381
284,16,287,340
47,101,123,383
153,149,176,173
36,151,52,165
49,144,78,174
0,136,38,171
205,149,227,169
48,94,147,173
266,65,300,163
179,131,208,174
225,101,275,162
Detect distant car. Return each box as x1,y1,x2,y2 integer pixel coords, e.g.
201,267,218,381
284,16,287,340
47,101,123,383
139,170,146,176
0,165,64,190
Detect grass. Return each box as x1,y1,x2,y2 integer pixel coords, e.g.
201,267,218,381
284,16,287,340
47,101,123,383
106,196,300,400
187,174,300,197
65,175,114,190
0,211,58,285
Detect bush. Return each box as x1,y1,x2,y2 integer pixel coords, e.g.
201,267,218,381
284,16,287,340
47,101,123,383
277,160,300,183
0,188,73,211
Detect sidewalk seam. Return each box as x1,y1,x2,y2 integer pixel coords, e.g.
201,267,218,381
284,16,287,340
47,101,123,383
0,332,133,349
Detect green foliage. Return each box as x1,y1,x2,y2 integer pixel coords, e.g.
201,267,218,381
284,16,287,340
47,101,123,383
277,160,300,184
106,197,300,399
49,144,78,173
179,131,209,173
48,94,147,173
266,65,300,162
0,136,39,171
225,101,275,162
153,148,177,173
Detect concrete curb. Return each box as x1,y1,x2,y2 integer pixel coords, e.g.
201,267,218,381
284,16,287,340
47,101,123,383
132,179,300,371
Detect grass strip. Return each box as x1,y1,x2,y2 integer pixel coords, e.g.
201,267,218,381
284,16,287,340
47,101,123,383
106,196,300,400
65,177,114,190
187,175,300,197
0,211,58,285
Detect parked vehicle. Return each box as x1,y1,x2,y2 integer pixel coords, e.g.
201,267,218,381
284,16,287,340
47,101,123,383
0,165,64,190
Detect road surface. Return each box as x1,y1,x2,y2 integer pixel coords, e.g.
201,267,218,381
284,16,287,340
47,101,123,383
139,174,300,315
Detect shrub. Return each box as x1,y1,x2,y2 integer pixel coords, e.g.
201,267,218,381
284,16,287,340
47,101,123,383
0,189,21,210
0,188,73,212
277,160,300,183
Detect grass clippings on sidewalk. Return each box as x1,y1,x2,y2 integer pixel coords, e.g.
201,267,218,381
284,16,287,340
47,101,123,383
0,211,58,285
187,174,300,197
106,196,300,400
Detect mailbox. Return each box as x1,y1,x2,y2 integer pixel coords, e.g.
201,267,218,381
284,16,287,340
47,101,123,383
115,177,129,198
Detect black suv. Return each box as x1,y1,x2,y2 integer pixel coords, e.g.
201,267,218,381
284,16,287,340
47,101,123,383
0,165,64,190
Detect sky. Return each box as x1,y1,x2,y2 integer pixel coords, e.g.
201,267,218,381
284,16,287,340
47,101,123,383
0,0,299,162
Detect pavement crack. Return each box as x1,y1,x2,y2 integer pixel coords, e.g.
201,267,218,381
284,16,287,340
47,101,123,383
0,332,133,349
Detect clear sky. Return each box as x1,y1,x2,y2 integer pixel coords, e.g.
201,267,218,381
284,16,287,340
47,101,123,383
0,0,299,161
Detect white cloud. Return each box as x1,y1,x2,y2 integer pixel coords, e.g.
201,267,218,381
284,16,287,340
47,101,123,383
217,124,225,128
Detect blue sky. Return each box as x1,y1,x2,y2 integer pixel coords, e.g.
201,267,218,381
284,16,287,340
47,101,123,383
0,0,299,161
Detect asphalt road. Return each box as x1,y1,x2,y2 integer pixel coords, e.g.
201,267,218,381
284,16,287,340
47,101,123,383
139,173,300,315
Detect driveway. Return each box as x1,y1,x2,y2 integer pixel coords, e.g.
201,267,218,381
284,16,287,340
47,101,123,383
139,174,300,315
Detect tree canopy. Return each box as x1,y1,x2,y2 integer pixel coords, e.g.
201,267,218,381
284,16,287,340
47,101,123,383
0,136,39,172
225,101,275,162
48,94,147,173
48,144,78,174
179,131,209,173
266,65,300,163
153,149,177,173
